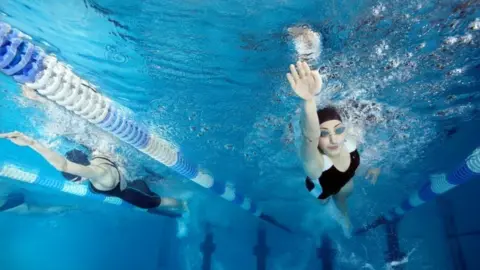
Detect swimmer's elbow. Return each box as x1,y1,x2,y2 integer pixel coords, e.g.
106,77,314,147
300,143,323,165
302,132,318,143
303,161,323,179
51,159,68,172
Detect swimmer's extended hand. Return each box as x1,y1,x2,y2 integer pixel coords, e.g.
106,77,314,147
0,131,35,147
365,168,381,185
286,61,322,101
22,86,46,103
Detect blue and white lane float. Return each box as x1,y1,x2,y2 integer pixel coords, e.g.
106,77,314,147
0,162,181,218
0,22,290,232
355,147,480,235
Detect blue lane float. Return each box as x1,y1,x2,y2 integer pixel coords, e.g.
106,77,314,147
355,147,480,235
0,22,290,231
0,162,181,218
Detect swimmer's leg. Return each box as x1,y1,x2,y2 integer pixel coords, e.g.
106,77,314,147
333,181,354,237
319,197,330,204
158,197,186,210
122,180,186,214
26,205,74,215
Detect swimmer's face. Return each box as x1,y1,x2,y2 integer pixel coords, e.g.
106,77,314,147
318,120,346,157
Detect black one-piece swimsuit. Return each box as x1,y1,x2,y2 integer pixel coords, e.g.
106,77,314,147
305,141,360,199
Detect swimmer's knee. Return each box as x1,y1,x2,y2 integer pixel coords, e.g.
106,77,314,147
319,197,330,204
333,189,351,202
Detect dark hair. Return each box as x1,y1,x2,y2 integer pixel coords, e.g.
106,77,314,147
62,149,90,181
317,106,342,125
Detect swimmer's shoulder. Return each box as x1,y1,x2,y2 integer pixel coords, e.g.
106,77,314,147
344,138,357,152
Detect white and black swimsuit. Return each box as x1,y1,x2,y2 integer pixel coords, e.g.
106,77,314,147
305,140,360,199
65,156,162,209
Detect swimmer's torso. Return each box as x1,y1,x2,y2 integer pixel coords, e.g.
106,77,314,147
89,156,125,191
305,140,360,199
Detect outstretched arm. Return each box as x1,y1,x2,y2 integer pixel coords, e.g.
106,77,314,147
300,99,324,178
0,131,100,180
287,61,324,178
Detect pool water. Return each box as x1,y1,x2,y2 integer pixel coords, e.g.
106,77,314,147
0,0,479,269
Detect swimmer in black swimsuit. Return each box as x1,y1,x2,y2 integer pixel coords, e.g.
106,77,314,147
0,132,186,214
286,61,380,236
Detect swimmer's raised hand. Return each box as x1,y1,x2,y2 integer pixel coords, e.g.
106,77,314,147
0,131,35,147
286,61,322,101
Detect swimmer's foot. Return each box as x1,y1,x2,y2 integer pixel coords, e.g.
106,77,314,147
158,197,188,214
180,200,189,212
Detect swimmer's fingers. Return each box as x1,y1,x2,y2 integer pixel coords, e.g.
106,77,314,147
312,70,321,82
365,169,379,184
22,85,34,92
22,86,36,99
297,61,309,78
289,64,300,81
0,132,33,146
301,61,311,73
312,70,322,87
367,175,378,185
286,73,296,89
365,169,375,180
0,131,20,139
364,171,372,181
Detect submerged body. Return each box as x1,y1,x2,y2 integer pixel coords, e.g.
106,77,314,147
305,139,360,200
0,132,186,214
286,61,380,236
